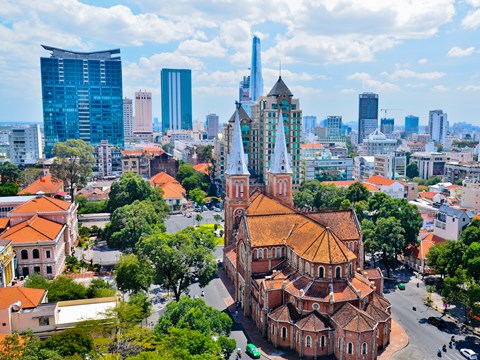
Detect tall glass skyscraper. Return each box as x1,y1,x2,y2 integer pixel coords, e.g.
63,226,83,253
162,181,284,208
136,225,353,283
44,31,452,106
249,36,263,102
41,45,124,157
404,115,419,138
160,69,192,134
358,92,379,143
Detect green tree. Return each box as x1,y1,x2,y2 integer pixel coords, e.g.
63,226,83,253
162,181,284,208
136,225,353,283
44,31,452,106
339,198,352,210
189,188,207,206
0,182,20,196
354,200,369,223
0,162,23,184
463,242,480,279
104,200,162,252
128,292,153,321
47,276,87,302
23,168,44,186
176,163,196,183
293,188,315,210
345,182,370,203
115,254,153,294
50,140,95,202
41,328,94,357
195,145,214,163
406,162,419,179
24,273,49,289
195,214,203,226
313,184,344,210
213,214,223,224
87,278,115,298
107,172,153,213
138,227,217,301
461,218,480,246
426,242,451,278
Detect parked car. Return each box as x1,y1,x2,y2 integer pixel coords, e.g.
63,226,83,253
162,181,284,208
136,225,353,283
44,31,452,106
460,349,478,360
427,316,446,328
398,283,405,290
246,343,261,359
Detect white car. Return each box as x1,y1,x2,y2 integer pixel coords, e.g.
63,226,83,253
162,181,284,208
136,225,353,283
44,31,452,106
460,348,478,360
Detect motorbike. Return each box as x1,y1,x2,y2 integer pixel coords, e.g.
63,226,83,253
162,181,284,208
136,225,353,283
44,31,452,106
437,348,442,357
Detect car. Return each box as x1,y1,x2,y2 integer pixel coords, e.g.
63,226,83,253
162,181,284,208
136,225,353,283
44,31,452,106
460,349,478,360
245,343,261,359
427,316,446,328
398,282,405,290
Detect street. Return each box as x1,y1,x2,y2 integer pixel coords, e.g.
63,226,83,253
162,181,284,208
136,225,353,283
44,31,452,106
385,270,480,360
165,210,222,233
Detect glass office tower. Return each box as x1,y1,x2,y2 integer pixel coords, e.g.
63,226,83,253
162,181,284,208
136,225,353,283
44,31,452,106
161,69,192,134
404,115,419,138
249,35,263,102
358,92,379,143
41,45,124,157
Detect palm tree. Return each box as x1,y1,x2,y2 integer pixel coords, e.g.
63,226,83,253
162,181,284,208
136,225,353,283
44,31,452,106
195,214,203,226
213,214,223,224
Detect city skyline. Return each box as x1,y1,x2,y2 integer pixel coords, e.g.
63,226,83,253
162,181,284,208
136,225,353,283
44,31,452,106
2,1,480,125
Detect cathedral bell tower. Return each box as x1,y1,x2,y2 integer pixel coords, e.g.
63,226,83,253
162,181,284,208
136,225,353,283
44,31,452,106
224,107,250,247
266,109,293,206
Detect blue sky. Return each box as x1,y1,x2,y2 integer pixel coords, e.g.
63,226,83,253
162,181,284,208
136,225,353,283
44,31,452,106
2,0,480,126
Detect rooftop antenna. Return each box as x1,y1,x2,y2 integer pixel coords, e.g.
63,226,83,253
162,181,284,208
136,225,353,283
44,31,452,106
279,60,282,78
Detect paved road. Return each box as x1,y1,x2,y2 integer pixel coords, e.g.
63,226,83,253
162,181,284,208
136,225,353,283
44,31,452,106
165,210,223,233
385,270,480,360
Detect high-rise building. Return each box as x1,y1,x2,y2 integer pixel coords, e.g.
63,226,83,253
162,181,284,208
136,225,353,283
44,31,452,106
41,45,124,157
239,76,250,104
404,115,419,138
249,36,263,102
161,69,192,134
9,125,43,165
428,110,448,143
134,90,153,134
358,92,379,143
152,117,162,132
326,116,342,138
206,113,219,139
123,98,133,140
380,118,394,134
302,115,317,134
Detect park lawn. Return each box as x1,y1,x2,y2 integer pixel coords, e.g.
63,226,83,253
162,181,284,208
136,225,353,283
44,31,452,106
197,224,224,245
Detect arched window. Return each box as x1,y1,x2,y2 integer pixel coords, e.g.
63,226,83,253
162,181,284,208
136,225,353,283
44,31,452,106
347,342,354,354
321,335,326,348
32,249,40,259
276,247,281,258
318,266,325,278
257,248,263,259
281,326,287,339
271,325,275,334
305,262,310,275
299,259,303,272
335,266,342,279
279,180,283,195
305,336,312,348
265,248,270,258
348,262,352,276
362,342,368,355
235,181,239,197
21,250,28,260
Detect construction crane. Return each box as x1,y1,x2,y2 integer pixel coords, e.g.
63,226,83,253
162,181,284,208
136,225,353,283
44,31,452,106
380,108,401,118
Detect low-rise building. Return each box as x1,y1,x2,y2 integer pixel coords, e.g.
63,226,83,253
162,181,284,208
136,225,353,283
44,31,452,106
444,162,480,183
461,179,480,213
302,156,353,182
94,140,122,178
149,172,187,209
374,153,407,180
0,196,35,218
404,232,446,275
121,146,178,179
353,156,375,181
433,204,472,240
364,176,405,199
405,141,425,153
18,176,64,197
411,152,448,180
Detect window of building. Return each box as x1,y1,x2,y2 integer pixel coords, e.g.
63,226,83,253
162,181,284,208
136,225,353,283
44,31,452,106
38,317,50,326
305,262,310,275
257,248,263,259
46,266,52,274
46,250,51,258
34,266,40,274
312,303,320,311
276,247,281,258
21,250,28,260
271,325,275,334
281,327,287,339
22,267,29,276
347,342,353,354
318,266,325,278
335,266,342,279
321,335,326,348
306,336,312,348
362,342,368,355
33,249,40,259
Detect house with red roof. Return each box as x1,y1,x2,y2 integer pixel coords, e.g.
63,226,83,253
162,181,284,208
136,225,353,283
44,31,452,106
18,175,63,196
404,233,446,274
364,176,405,199
149,172,187,209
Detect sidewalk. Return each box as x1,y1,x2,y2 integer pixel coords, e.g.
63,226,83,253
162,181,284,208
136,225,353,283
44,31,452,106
378,320,409,360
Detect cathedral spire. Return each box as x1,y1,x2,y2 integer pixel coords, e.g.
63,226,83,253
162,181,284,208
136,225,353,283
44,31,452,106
269,109,292,174
226,108,249,175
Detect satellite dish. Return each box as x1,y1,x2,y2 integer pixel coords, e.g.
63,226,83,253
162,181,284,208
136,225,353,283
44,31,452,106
11,301,22,312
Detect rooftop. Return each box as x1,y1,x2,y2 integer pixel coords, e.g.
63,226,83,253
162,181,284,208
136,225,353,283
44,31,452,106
42,45,120,60
0,214,64,243
0,287,46,309
438,204,470,219
10,196,72,214
267,76,293,97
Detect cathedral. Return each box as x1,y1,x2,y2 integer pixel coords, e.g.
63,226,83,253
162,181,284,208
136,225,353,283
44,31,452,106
223,103,392,359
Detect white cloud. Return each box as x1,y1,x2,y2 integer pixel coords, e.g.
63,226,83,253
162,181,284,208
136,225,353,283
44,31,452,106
405,83,426,88
290,85,321,96
177,38,227,58
464,0,480,7
447,46,476,57
385,68,445,80
432,85,448,92
347,72,400,92
340,88,355,94
462,9,480,29
418,58,428,64
347,72,372,81
458,85,480,91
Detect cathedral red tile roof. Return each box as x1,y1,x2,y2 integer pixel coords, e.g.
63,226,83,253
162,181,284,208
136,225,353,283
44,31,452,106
268,303,300,323
295,312,330,331
365,302,390,322
331,303,377,332
307,210,361,241
371,292,391,311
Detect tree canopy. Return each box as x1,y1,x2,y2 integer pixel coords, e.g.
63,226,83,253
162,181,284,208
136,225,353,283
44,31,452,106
115,253,153,294
0,162,23,184
406,162,419,179
50,140,95,201
107,172,154,213
138,226,217,301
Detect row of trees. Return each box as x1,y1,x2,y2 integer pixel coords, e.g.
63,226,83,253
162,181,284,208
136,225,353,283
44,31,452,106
427,219,480,319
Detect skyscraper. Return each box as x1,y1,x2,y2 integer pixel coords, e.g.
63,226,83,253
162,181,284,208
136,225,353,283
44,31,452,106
123,98,133,140
239,76,250,103
9,125,43,165
302,115,317,134
358,92,379,143
134,90,153,133
404,115,419,138
206,113,219,139
428,110,448,143
326,116,342,138
161,69,192,134
249,36,263,102
41,45,124,157
380,118,394,134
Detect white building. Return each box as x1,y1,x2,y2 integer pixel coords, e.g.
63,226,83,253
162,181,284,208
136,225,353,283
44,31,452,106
411,152,448,180
8,125,43,165
0,130,9,145
326,116,342,138
353,156,375,180
433,204,472,241
461,179,480,213
123,97,133,140
428,110,448,143
95,140,114,178
206,113,219,139
134,90,153,134
360,129,397,156
365,175,406,199
374,153,407,180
